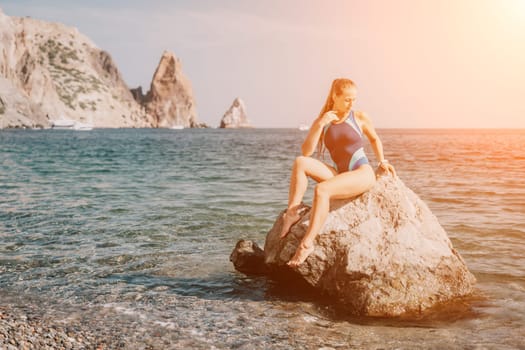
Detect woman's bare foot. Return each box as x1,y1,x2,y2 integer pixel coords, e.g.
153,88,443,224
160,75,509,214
279,208,302,238
287,243,315,267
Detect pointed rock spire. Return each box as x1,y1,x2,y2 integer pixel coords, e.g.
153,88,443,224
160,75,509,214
144,51,199,128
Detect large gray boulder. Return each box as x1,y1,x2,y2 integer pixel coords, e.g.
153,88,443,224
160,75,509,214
231,175,476,317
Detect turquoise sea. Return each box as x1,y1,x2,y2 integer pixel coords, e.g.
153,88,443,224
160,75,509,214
1,128,524,349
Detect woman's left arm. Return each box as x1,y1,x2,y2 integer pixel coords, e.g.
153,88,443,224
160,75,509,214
357,111,396,177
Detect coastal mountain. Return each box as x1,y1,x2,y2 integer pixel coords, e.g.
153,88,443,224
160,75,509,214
0,7,151,128
130,51,205,128
219,97,251,128
0,8,202,129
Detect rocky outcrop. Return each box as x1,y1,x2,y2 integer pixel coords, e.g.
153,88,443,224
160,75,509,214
219,97,251,128
0,7,154,128
0,77,48,128
231,175,476,317
229,240,267,275
142,51,201,128
130,86,146,106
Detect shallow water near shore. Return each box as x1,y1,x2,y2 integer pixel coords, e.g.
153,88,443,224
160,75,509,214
1,128,524,349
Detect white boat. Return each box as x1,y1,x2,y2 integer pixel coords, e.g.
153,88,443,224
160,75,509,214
51,117,93,130
298,123,310,131
51,118,75,129
171,124,184,130
73,122,93,131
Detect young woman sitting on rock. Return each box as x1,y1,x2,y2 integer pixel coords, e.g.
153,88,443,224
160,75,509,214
281,78,396,267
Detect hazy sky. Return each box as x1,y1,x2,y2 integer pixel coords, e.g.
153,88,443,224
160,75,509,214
2,0,525,128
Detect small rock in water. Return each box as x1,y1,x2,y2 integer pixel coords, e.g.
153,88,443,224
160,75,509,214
219,97,252,128
230,240,267,275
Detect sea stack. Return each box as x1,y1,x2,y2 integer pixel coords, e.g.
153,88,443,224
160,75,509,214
231,175,476,317
219,97,251,128
142,51,200,128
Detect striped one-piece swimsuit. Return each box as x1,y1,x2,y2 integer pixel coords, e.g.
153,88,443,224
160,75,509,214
323,110,369,173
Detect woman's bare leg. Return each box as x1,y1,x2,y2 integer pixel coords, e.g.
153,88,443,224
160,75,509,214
280,156,337,238
287,164,376,267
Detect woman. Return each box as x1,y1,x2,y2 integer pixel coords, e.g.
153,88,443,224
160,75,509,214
281,78,396,267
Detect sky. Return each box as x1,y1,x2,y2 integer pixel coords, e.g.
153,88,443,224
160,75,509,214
2,0,525,128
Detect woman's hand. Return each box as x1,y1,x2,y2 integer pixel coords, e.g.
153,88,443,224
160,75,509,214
378,160,396,177
319,111,339,127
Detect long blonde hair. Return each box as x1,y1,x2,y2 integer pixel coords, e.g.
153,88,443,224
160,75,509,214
316,78,357,157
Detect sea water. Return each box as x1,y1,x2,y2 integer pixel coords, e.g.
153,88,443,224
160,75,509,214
1,128,524,349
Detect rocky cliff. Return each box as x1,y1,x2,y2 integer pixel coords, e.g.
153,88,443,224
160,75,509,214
0,8,205,129
231,175,476,317
0,7,156,128
219,97,251,128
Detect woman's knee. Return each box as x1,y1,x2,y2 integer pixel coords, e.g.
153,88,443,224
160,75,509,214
314,183,330,199
293,155,311,170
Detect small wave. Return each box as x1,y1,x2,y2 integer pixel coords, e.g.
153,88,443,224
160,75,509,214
94,254,135,266
429,197,466,204
449,224,525,239
473,271,525,284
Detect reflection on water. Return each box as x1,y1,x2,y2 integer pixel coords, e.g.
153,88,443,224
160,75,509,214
0,128,524,348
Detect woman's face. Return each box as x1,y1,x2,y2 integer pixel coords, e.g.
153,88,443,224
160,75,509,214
332,87,357,114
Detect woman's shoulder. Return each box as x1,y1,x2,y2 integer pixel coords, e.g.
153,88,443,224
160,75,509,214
353,110,371,122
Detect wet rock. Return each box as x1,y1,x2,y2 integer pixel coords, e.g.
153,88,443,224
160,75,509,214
230,240,267,275
233,175,476,317
0,305,107,349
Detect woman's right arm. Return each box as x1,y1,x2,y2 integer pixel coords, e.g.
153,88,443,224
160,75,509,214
301,111,338,156
301,119,324,156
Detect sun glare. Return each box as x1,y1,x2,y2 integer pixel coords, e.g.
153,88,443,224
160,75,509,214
501,0,525,20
